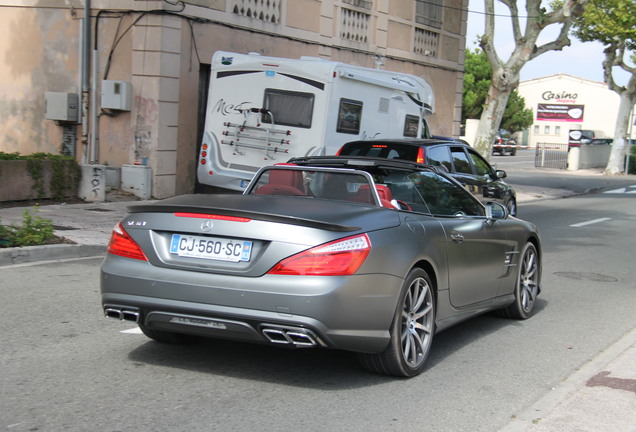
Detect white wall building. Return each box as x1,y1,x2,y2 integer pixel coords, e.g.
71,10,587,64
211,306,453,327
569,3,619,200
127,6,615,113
517,73,635,148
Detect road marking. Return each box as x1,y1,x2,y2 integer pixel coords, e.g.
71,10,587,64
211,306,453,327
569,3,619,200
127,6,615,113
570,218,612,227
604,185,636,194
121,327,142,334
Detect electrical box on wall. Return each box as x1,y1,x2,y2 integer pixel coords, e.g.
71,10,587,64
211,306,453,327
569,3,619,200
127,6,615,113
101,80,132,111
121,164,152,199
44,92,79,122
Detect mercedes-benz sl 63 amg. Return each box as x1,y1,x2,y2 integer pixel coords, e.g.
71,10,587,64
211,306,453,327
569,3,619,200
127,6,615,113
101,157,541,377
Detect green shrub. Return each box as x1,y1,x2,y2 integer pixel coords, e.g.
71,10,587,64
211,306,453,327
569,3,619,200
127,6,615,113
0,152,80,199
0,206,55,247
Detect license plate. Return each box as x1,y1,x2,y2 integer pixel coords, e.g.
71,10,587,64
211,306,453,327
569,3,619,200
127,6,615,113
170,234,252,262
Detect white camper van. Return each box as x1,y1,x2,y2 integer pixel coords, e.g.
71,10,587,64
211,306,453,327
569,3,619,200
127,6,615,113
196,51,435,191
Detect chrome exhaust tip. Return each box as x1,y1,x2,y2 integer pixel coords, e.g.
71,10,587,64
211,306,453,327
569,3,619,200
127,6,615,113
104,307,140,323
122,310,140,323
261,325,321,347
105,308,123,320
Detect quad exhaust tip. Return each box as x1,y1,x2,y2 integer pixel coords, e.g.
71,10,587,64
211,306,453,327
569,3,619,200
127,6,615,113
104,308,140,323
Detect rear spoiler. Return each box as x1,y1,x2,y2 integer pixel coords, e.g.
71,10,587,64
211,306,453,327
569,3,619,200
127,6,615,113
128,199,361,233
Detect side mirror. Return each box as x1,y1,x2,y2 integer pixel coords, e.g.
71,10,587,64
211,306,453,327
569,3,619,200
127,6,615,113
495,169,507,179
485,202,508,221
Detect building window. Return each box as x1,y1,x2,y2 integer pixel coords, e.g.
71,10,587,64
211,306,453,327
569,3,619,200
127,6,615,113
232,0,281,24
544,125,550,134
341,8,370,43
342,0,373,10
415,0,443,29
414,28,439,57
534,125,540,135
555,125,561,135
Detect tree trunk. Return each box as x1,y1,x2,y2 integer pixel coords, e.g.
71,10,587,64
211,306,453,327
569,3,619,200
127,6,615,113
473,76,513,159
605,90,636,174
604,73,636,175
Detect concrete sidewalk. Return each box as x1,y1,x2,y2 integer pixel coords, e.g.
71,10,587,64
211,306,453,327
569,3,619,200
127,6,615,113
500,327,636,431
0,198,149,266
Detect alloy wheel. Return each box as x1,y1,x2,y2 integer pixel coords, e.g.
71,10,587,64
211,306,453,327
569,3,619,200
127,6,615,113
401,276,434,368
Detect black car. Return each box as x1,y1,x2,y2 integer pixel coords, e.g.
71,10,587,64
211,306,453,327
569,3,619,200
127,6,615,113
336,138,517,216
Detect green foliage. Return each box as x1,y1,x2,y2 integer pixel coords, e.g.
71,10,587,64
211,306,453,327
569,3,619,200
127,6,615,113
0,206,55,248
462,49,493,122
572,0,636,50
501,92,536,133
0,152,22,160
462,49,535,133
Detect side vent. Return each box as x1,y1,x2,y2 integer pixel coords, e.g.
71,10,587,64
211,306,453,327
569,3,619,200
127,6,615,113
378,97,390,114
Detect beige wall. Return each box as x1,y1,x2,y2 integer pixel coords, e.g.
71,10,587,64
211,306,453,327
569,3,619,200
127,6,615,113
0,7,80,155
0,0,467,198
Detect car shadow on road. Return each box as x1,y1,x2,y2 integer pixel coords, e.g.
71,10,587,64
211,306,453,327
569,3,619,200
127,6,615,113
126,298,548,389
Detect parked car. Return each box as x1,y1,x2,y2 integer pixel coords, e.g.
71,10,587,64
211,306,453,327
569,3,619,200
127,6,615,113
336,138,518,216
493,130,518,156
101,157,541,377
568,129,606,147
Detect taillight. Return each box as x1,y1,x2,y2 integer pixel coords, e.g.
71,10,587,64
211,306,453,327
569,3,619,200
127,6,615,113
416,147,426,164
268,234,371,276
107,222,148,261
335,146,343,156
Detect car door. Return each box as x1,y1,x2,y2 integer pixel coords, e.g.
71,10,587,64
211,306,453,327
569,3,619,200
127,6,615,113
465,147,508,204
412,170,510,307
449,146,481,196
450,146,508,208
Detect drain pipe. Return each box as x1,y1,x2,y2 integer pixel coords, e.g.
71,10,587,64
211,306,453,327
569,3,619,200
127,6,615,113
90,49,99,163
81,0,91,163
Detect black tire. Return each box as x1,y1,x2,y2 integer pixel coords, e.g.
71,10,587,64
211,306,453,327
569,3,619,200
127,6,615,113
498,242,540,319
359,268,435,377
139,322,199,344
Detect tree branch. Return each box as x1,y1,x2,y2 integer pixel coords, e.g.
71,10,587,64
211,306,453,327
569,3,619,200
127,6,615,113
532,21,574,59
498,0,522,42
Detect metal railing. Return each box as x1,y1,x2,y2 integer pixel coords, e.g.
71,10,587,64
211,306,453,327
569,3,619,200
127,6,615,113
535,143,569,169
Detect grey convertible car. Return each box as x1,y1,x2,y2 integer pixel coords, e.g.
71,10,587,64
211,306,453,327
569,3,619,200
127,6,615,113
101,157,541,377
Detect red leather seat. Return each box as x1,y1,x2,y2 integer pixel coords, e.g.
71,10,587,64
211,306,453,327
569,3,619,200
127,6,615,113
354,184,397,208
255,169,305,196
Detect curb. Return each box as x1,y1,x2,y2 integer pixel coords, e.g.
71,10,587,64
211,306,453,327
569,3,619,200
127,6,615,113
0,244,105,267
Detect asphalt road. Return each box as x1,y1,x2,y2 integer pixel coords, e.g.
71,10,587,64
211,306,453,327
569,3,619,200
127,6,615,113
493,149,635,196
1,169,635,432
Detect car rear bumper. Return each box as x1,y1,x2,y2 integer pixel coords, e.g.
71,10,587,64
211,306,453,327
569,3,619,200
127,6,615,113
100,255,403,353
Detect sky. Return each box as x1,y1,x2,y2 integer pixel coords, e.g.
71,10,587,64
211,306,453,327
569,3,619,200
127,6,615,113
464,1,623,84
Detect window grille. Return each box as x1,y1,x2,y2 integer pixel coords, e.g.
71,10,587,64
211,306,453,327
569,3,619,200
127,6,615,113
231,0,281,24
414,28,438,57
341,8,370,43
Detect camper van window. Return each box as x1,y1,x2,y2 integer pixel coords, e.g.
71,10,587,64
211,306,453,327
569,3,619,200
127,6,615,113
404,115,419,137
337,99,363,134
262,89,314,128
